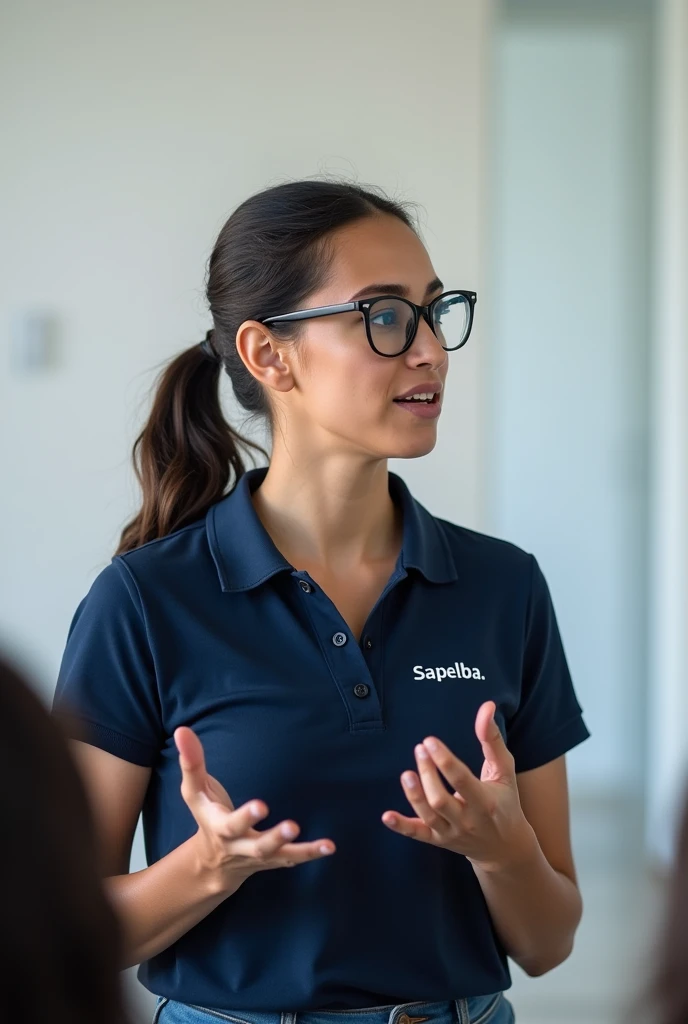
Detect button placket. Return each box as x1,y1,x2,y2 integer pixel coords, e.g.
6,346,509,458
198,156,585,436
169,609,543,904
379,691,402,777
290,566,392,731
296,591,382,731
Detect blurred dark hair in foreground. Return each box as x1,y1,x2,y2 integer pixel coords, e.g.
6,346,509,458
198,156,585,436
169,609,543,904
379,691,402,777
0,656,130,1024
632,784,688,1024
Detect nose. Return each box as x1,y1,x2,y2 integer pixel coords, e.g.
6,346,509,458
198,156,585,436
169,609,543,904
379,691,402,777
405,315,446,370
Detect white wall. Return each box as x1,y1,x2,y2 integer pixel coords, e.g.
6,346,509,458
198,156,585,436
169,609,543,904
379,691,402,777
0,0,494,699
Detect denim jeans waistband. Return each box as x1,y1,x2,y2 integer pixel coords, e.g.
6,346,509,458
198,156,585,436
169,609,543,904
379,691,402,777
152,992,513,1024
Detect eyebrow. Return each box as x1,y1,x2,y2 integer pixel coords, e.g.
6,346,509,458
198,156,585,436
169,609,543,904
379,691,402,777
348,277,444,301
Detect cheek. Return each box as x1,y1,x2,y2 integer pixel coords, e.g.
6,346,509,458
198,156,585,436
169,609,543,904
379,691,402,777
299,341,392,417
309,379,388,425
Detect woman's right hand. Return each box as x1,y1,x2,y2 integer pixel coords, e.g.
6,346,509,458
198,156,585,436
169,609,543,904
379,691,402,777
175,726,335,893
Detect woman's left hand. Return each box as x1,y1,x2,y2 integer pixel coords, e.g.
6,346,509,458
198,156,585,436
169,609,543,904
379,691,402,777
382,701,535,873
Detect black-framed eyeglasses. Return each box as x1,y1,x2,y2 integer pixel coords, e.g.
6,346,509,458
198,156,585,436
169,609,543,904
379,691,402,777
259,289,477,358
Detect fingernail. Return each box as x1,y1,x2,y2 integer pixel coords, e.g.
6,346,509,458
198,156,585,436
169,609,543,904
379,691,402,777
403,772,417,788
250,803,263,818
282,824,297,839
320,844,334,855
425,738,439,752
416,745,429,760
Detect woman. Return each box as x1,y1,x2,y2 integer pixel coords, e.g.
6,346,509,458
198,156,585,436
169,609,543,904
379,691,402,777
0,656,129,1024
53,179,591,1024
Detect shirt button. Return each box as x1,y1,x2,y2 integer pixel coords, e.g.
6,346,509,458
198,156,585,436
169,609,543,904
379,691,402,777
332,631,348,647
353,683,370,699
299,580,313,593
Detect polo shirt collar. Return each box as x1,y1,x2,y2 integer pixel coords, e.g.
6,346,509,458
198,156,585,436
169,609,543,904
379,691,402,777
390,472,458,584
206,468,457,593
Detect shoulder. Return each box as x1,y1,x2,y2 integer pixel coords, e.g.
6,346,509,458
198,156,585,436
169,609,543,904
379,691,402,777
114,517,211,587
435,515,535,578
430,517,558,624
73,517,215,623
437,516,531,561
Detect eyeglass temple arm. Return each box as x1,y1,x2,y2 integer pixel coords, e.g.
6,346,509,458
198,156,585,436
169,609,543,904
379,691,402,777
261,302,359,325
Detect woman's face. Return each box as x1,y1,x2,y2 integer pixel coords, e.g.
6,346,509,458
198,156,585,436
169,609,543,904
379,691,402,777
268,213,450,462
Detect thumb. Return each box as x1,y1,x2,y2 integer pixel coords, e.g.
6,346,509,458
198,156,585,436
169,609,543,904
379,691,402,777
174,726,224,809
475,702,515,777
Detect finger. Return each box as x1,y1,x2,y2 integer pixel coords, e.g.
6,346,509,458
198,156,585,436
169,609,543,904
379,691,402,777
232,821,335,865
205,799,269,839
415,744,465,823
421,737,481,803
381,810,435,844
175,727,223,808
274,838,337,866
400,767,453,833
474,702,515,777
251,819,303,860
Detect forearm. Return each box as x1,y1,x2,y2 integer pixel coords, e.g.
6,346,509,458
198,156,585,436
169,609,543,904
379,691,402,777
105,833,242,969
472,823,583,976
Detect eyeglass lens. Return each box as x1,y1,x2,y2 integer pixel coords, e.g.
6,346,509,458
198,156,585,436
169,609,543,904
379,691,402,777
367,294,470,355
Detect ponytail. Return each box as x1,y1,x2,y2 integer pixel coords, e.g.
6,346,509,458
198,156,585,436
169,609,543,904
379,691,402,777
115,339,266,555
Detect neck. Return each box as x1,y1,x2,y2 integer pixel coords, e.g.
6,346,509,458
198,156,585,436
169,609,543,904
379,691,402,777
251,450,401,573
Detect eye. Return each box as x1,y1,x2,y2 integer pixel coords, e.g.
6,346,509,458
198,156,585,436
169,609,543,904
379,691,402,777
434,299,454,322
370,307,399,329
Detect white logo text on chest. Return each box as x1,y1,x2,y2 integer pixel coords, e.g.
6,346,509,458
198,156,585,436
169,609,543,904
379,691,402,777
414,662,486,681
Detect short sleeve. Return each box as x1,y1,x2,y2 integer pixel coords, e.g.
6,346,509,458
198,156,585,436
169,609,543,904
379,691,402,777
52,558,163,767
506,555,591,773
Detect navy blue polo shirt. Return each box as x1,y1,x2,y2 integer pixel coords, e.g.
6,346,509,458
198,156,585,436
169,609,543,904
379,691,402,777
53,468,590,1012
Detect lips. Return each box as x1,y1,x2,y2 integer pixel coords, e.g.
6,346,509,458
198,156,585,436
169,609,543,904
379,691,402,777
393,387,442,419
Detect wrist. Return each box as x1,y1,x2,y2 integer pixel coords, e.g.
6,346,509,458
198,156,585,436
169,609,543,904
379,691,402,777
468,818,539,876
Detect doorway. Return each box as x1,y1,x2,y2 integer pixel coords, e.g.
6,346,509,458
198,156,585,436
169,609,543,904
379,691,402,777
488,0,653,799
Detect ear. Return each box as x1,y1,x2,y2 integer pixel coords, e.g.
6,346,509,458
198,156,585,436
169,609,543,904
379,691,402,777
235,321,295,394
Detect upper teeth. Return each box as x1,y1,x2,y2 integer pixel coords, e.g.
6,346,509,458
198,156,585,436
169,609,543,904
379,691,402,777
406,392,433,401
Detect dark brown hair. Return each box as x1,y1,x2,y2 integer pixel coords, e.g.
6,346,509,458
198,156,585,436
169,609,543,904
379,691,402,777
635,786,688,1024
0,656,129,1024
116,179,414,554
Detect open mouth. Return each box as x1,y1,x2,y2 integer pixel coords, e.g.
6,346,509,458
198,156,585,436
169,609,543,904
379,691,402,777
393,392,440,406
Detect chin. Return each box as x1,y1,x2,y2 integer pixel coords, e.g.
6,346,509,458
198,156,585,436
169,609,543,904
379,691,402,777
388,435,438,460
